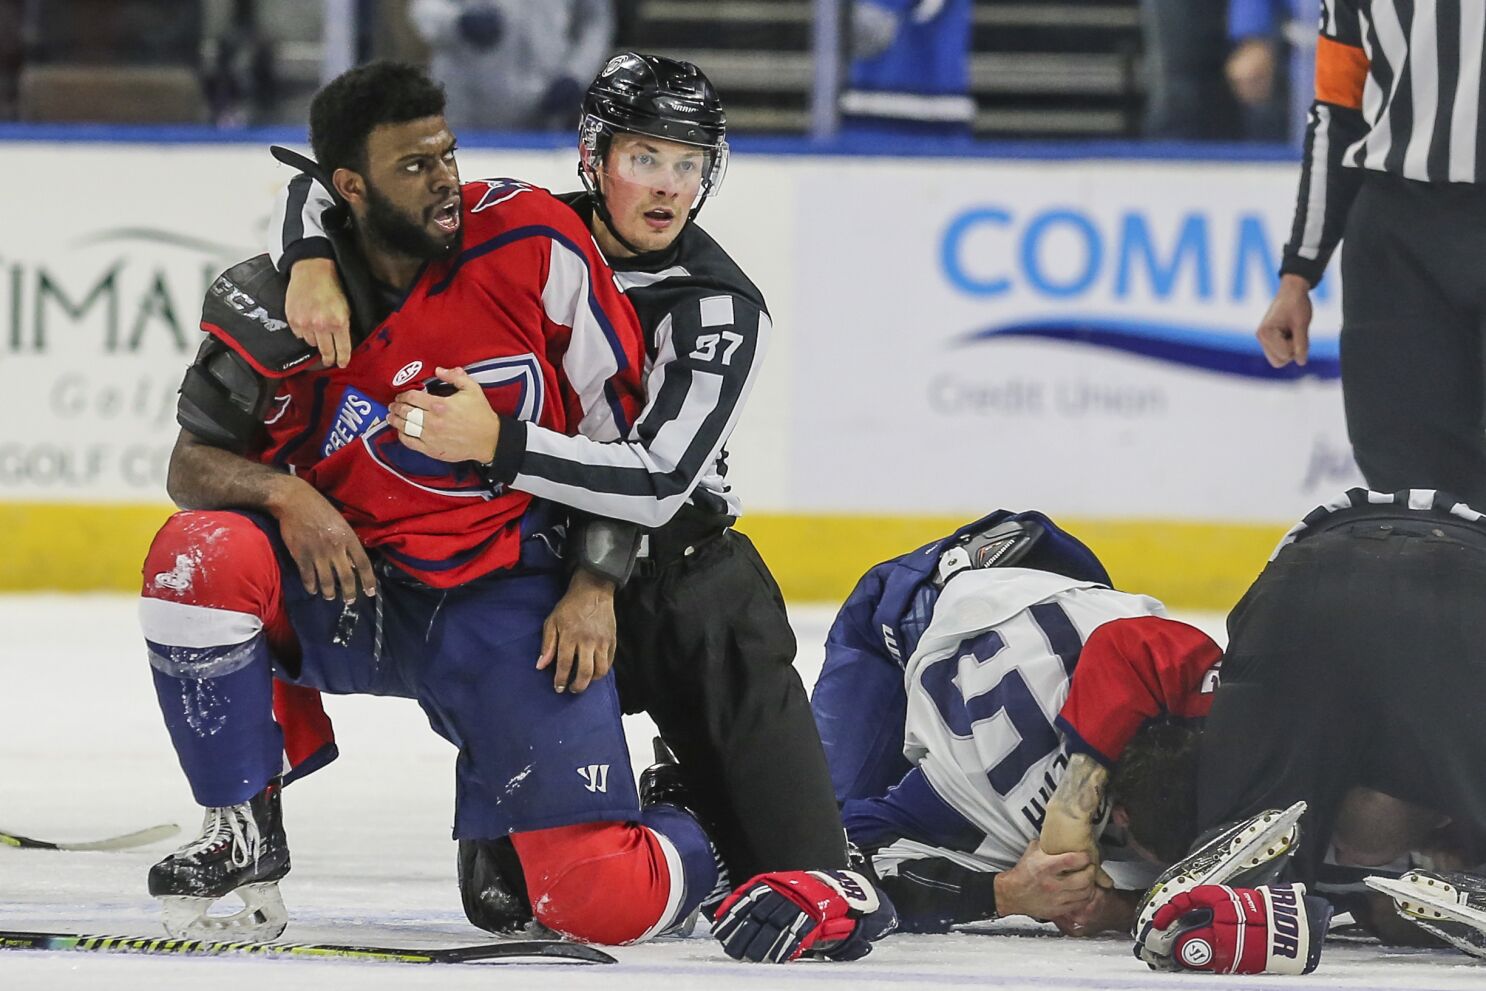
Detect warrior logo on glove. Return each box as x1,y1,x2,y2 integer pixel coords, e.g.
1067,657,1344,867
1137,883,1332,975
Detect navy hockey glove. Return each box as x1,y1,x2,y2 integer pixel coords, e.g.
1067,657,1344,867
712,869,897,963
456,6,504,49
1137,883,1331,974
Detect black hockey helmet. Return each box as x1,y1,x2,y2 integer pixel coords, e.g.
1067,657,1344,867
579,52,729,251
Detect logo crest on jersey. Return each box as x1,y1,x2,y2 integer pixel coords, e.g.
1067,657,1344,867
472,179,535,214
361,354,547,500
392,361,423,388
577,764,610,793
322,386,387,459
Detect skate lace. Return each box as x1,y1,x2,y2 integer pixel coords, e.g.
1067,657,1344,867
179,802,261,868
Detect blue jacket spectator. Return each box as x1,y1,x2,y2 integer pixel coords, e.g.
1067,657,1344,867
841,0,973,137
1226,0,1320,144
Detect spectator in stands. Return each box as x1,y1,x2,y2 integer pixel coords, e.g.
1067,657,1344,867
1226,0,1320,145
840,0,973,138
1140,0,1239,139
26,0,201,66
0,0,21,119
409,0,615,131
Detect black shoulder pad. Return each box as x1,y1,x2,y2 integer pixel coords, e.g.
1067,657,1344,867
201,254,318,378
177,338,273,453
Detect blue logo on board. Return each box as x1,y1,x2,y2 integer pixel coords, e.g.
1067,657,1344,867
940,205,1340,380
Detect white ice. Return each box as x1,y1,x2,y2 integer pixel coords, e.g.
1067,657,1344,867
0,595,1479,990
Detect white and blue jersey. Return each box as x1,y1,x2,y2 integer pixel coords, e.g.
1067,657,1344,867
859,570,1166,882
841,0,974,132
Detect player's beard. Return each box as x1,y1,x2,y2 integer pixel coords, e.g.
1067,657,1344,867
363,182,462,261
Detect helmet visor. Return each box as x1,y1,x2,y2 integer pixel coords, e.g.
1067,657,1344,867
583,114,729,206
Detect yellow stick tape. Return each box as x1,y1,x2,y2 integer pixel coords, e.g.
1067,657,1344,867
2,503,1287,612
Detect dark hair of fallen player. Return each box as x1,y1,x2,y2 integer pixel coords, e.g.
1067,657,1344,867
309,61,447,175
1107,718,1203,865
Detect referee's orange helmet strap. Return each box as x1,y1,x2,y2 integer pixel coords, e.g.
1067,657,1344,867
1315,35,1369,110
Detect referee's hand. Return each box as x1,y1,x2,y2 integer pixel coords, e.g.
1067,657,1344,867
1256,274,1312,368
286,257,354,369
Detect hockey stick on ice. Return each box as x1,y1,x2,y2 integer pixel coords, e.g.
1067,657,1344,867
0,823,180,852
0,930,616,965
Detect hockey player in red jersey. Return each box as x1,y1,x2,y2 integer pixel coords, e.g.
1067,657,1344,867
139,62,722,946
265,55,897,964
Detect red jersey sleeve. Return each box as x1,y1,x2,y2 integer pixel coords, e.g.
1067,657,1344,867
1056,616,1222,767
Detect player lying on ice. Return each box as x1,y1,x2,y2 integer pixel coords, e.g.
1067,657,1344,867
263,54,897,962
826,493,1486,974
140,61,729,949
811,510,1220,938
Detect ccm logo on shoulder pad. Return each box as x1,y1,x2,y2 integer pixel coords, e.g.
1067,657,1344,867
210,276,288,334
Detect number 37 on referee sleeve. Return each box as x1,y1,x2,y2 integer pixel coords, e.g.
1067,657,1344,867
690,330,744,365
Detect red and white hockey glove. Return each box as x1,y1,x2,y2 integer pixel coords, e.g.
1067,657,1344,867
1136,883,1331,974
711,869,898,963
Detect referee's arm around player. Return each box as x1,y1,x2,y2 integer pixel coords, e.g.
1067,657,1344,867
1256,0,1486,508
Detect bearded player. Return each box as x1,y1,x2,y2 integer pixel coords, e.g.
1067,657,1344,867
139,62,720,946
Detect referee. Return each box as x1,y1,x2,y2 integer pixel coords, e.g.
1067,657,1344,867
1257,1,1486,507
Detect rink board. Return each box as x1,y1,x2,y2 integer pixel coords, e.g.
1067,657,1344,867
0,135,1348,608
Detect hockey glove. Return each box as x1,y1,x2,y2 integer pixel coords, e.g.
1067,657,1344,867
1136,883,1331,974
712,869,897,963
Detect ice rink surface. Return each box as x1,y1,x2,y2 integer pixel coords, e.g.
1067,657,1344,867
2,594,1481,991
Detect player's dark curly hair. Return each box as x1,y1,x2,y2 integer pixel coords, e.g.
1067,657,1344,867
309,61,446,174
1106,718,1203,865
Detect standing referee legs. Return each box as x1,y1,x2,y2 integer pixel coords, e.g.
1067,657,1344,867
1340,173,1486,508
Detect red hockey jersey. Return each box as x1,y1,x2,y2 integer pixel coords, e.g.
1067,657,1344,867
210,179,646,588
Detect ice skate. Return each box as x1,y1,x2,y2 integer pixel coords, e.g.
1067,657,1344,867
640,738,727,927
1134,801,1306,958
147,780,290,941
1365,869,1486,960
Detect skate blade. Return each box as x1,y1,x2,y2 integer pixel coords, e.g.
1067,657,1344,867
1133,801,1307,955
1366,873,1486,961
159,882,288,942
1365,873,1486,928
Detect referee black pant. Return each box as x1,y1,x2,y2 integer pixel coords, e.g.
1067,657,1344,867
1197,512,1486,885
1342,172,1486,508
616,529,849,883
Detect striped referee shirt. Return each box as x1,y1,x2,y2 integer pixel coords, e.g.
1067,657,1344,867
270,179,768,529
1270,486,1485,558
1282,0,1486,284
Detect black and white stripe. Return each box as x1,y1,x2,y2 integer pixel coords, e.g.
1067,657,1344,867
1283,1,1486,285
268,174,334,273
1270,486,1485,558
265,179,771,530
512,286,768,527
